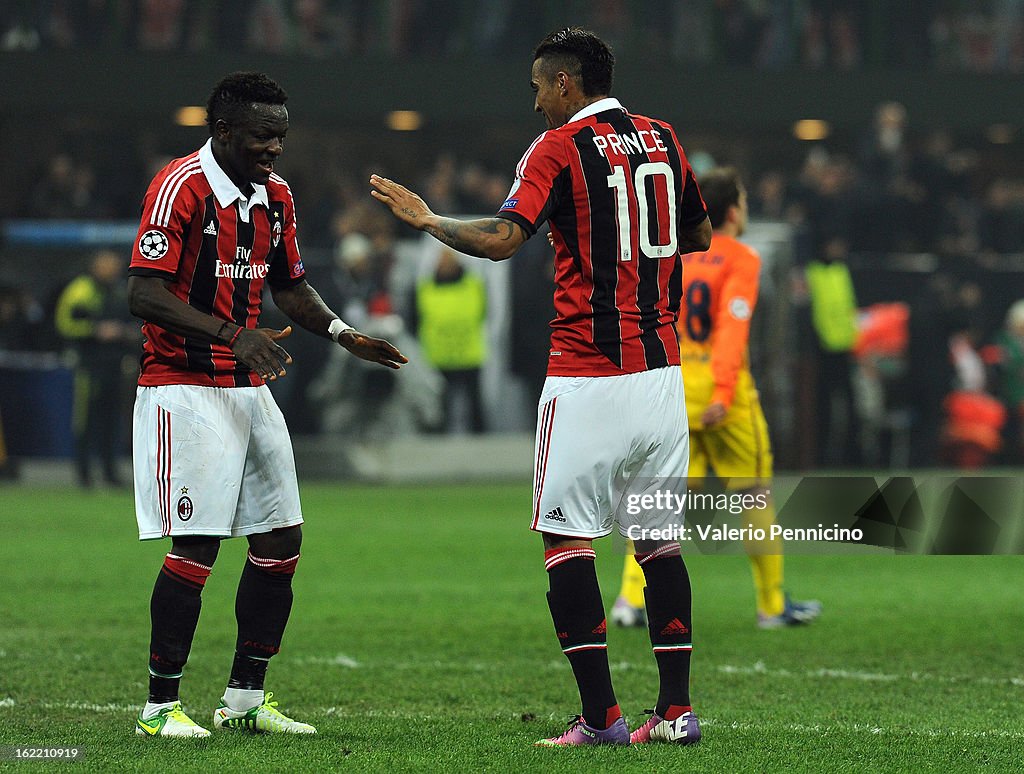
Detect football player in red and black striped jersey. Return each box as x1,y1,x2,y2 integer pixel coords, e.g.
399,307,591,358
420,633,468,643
371,28,710,747
129,72,405,738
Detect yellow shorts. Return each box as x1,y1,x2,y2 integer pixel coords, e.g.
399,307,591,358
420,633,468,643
686,370,773,491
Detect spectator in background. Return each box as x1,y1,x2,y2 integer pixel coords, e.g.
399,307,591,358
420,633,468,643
29,153,76,218
421,154,462,214
0,408,13,480
136,0,187,50
415,248,487,434
311,228,441,438
906,273,961,467
310,231,396,434
858,101,927,251
247,0,292,54
0,285,47,351
1,3,42,50
805,238,859,466
670,0,714,64
914,129,979,254
718,0,770,66
979,178,1024,253
789,148,857,260
0,282,43,479
749,169,791,220
992,0,1024,71
828,6,862,69
29,153,109,219
324,230,394,327
800,1,864,69
992,299,1024,462
293,0,342,57
54,249,137,487
942,283,1006,468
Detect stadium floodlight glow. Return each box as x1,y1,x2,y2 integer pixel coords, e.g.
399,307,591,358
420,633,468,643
986,123,1015,144
386,110,423,131
792,119,830,141
175,106,207,127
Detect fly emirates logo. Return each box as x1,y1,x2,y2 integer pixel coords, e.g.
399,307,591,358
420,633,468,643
215,247,269,279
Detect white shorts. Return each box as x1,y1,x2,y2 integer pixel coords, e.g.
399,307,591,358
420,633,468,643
530,366,690,538
133,384,303,540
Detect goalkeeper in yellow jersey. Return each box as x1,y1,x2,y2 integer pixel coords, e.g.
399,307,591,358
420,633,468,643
612,167,821,629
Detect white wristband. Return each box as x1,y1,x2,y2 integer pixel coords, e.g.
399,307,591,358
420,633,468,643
328,318,353,342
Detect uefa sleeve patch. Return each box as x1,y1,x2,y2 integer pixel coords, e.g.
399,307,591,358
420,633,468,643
138,230,170,260
728,297,752,321
500,178,521,210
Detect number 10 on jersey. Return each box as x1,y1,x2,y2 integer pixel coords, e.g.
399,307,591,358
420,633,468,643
606,161,678,261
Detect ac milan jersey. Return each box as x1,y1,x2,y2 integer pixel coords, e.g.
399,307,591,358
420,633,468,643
496,98,707,377
128,139,306,387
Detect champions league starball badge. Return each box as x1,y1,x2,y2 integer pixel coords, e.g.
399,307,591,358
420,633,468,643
139,229,170,260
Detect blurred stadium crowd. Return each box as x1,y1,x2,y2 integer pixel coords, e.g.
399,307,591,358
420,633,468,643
2,2,1024,480
4,0,1024,73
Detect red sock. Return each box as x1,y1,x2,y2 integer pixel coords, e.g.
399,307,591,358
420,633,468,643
663,704,692,721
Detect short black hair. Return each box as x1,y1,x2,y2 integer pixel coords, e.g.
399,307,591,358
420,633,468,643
206,71,288,134
533,27,614,97
698,167,743,229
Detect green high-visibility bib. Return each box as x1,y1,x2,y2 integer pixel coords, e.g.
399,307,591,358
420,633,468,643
417,274,487,369
806,261,858,352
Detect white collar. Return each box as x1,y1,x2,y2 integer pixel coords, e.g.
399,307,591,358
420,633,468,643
199,138,269,212
567,97,624,125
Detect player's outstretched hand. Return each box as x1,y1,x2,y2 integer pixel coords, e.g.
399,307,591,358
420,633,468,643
369,174,433,230
338,329,408,370
232,325,293,381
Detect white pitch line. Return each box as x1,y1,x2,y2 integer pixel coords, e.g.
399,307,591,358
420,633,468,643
290,655,1024,688
5,700,1022,740
4,661,1020,718
701,718,1024,740
40,701,137,712
294,654,361,668
714,660,1024,687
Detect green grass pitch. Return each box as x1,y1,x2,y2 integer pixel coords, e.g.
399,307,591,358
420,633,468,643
0,482,1021,772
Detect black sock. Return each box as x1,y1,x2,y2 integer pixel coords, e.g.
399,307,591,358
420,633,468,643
148,555,211,704
230,552,298,689
227,653,270,691
639,549,693,717
544,546,620,730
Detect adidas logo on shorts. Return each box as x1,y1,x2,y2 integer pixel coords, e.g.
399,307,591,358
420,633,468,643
544,506,567,523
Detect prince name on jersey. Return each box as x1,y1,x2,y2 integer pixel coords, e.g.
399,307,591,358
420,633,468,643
496,99,707,377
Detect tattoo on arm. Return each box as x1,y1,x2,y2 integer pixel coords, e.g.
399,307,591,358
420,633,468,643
423,217,521,259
